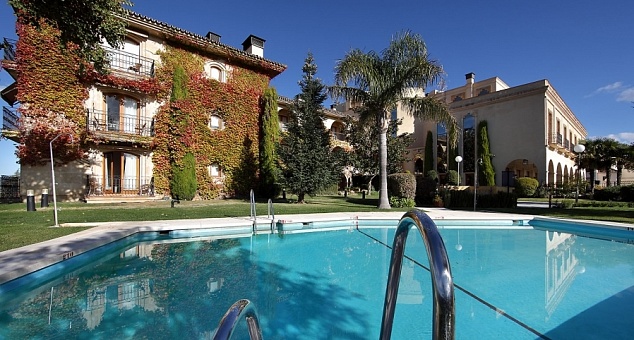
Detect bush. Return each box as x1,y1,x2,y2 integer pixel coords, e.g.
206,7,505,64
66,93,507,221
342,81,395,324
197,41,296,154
447,170,459,185
514,177,539,197
387,173,416,199
415,174,437,206
620,185,634,202
426,170,438,183
594,186,621,201
170,153,197,200
389,196,415,208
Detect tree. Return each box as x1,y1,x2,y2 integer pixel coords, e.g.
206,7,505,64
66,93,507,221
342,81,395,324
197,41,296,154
342,116,414,192
170,152,197,200
278,53,340,203
258,87,280,198
330,31,458,209
10,0,132,73
477,120,495,186
424,131,434,174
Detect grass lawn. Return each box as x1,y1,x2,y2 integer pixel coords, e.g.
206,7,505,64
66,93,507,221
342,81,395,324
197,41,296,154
1,193,632,252
0,193,410,252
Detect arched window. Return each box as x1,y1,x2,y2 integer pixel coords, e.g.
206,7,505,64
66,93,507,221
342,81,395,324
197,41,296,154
209,114,223,130
204,62,226,82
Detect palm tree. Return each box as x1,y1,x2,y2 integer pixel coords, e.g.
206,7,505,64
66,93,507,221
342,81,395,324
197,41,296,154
330,32,458,209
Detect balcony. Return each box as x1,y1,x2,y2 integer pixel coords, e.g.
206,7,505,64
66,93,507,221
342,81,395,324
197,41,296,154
2,38,16,61
104,47,155,78
87,175,154,197
87,108,153,138
2,106,19,140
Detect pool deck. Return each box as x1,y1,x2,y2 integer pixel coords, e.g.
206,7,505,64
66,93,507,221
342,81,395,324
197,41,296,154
0,208,628,285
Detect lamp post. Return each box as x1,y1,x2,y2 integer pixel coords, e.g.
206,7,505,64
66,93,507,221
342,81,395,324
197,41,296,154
573,144,585,204
50,133,73,227
455,155,463,186
474,158,482,211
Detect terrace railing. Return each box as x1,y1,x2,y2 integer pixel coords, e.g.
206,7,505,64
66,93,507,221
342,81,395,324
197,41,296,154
87,108,153,137
104,47,155,78
2,106,19,131
380,210,455,340
2,38,16,61
86,175,154,196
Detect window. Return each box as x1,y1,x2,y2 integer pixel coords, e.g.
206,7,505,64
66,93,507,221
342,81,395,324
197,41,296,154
209,114,223,130
104,94,139,134
204,62,226,82
208,163,223,184
279,114,289,131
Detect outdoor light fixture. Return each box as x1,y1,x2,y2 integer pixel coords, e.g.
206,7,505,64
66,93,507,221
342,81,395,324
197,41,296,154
573,144,586,204
455,155,463,186
50,133,74,227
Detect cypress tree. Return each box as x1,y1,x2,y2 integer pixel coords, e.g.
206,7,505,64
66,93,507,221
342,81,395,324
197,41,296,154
169,65,197,198
478,120,496,186
171,152,197,200
278,53,340,203
424,131,434,174
259,87,280,198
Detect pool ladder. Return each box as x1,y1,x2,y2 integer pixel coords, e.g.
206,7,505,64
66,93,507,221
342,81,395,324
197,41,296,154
213,209,455,339
380,209,455,339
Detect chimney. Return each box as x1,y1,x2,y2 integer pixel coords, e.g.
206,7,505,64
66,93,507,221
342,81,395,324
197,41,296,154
465,72,475,98
206,31,221,43
242,35,265,57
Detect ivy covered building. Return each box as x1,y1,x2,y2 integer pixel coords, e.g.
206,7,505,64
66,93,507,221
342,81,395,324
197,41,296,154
1,10,287,201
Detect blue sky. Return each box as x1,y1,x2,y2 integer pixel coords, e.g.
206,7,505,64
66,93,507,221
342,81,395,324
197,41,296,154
1,0,633,175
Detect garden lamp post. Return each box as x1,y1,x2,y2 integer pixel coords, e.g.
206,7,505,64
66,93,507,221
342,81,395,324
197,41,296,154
50,133,73,227
455,155,463,186
573,144,585,204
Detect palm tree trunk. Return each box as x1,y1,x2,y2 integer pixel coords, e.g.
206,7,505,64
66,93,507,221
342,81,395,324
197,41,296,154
378,114,390,209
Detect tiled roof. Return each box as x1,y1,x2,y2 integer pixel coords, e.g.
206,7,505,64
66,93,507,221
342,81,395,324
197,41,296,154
122,10,286,77
277,95,356,119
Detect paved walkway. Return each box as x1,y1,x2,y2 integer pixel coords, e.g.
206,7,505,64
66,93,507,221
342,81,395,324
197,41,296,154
0,208,536,285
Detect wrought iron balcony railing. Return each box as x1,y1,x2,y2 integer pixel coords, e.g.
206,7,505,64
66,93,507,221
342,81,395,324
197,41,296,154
2,106,19,131
87,175,154,196
103,47,155,78
86,108,154,137
2,38,16,61
331,131,346,141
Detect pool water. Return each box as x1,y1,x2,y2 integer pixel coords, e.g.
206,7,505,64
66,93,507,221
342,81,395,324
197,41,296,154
1,225,634,339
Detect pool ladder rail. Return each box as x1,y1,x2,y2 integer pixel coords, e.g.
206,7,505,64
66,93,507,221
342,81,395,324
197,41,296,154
380,209,455,339
213,209,455,339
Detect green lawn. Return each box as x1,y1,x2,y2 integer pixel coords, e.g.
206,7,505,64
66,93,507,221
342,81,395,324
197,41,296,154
0,193,410,252
1,194,632,252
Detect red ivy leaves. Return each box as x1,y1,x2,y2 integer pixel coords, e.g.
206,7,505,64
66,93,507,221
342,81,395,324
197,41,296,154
151,47,270,198
15,20,88,165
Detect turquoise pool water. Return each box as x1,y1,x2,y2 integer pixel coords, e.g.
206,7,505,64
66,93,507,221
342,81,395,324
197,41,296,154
1,222,633,339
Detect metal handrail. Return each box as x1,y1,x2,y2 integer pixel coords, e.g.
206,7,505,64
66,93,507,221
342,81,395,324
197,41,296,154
380,209,455,340
250,189,256,234
267,198,275,233
213,299,263,340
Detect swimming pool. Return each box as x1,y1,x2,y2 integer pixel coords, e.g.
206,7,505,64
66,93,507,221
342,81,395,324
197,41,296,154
0,216,633,339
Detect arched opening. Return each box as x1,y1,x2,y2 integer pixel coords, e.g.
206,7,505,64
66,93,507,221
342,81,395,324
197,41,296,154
502,158,538,182
556,163,563,187
330,121,345,141
563,165,569,184
414,158,424,175
548,160,555,187
278,109,291,131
